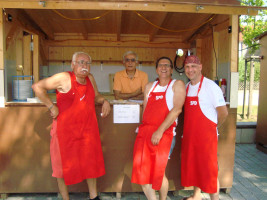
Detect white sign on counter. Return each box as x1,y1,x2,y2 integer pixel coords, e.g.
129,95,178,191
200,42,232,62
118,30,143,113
113,104,140,123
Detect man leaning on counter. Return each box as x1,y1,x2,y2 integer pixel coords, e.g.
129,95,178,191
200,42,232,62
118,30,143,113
32,52,110,200
113,51,148,100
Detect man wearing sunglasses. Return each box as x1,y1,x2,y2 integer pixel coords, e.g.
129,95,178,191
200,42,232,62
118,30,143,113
113,51,148,100
32,52,110,200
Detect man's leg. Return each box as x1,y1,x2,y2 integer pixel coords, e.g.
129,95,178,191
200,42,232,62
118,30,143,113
184,187,201,200
209,178,220,200
159,174,169,200
142,184,157,200
57,178,69,200
86,178,98,199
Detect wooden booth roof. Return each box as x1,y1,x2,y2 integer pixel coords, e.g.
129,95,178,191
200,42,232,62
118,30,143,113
1,0,264,44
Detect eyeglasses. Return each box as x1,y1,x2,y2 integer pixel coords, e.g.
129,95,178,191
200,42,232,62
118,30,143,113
125,58,136,63
158,63,171,68
74,60,91,66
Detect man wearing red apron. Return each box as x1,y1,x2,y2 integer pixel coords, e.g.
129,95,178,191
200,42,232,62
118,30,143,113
132,57,186,200
33,52,110,200
181,55,228,200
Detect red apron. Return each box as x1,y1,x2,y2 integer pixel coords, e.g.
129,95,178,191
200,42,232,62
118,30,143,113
181,76,218,193
131,80,176,190
55,71,105,185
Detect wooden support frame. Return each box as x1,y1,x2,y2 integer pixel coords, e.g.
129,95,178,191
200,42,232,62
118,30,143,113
116,10,122,41
23,34,32,76
33,35,39,83
212,31,219,79
229,15,238,72
0,1,259,16
7,9,47,39
149,12,168,42
23,9,54,40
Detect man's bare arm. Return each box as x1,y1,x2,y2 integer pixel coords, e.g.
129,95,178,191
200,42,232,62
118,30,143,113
32,72,70,118
89,74,111,117
216,105,228,128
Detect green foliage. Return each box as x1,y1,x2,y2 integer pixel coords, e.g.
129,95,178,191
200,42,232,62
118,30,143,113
240,0,267,53
239,0,265,82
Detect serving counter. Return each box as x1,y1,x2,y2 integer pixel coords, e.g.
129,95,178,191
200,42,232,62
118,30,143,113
0,102,236,194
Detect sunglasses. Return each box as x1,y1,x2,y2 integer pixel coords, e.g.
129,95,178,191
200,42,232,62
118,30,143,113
74,60,91,66
125,58,136,63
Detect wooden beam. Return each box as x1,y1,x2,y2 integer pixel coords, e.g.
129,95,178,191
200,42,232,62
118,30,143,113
40,39,48,65
149,12,168,42
76,10,89,40
23,34,32,76
45,39,190,49
0,1,259,15
16,30,23,76
6,21,19,50
185,14,215,43
33,35,40,83
196,39,202,60
212,31,219,79
7,9,47,39
229,15,238,72
116,10,122,41
24,10,54,40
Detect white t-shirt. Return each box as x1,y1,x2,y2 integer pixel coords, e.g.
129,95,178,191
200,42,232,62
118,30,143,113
186,77,226,124
147,79,177,136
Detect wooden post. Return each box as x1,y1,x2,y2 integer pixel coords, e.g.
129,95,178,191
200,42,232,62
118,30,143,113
212,31,219,80
16,30,23,75
196,39,202,60
33,35,39,83
23,34,32,76
229,15,238,73
229,15,238,105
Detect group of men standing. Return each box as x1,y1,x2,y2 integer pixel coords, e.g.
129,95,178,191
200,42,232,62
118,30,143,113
33,51,228,200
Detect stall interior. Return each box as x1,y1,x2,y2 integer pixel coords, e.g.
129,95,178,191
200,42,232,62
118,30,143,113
3,8,235,101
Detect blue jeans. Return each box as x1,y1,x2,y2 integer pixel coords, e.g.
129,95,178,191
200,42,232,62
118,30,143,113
168,136,176,159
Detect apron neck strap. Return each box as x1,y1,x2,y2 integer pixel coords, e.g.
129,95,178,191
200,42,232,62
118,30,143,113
152,79,172,93
186,75,204,96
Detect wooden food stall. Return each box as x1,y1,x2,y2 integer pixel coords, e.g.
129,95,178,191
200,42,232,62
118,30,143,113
0,0,260,195
255,31,267,154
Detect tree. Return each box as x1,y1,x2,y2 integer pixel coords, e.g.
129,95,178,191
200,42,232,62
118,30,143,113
239,0,266,83
240,0,267,53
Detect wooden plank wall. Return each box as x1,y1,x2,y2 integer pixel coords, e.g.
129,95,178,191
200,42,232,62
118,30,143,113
48,46,183,64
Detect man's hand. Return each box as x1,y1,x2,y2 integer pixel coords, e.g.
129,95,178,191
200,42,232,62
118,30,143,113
101,100,111,117
114,87,143,100
134,87,142,96
151,129,163,145
50,105,59,119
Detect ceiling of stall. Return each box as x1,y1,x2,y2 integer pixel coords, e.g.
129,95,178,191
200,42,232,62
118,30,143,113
5,8,228,43
2,0,262,43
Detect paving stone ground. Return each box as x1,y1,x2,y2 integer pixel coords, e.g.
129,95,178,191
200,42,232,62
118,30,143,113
2,144,267,200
